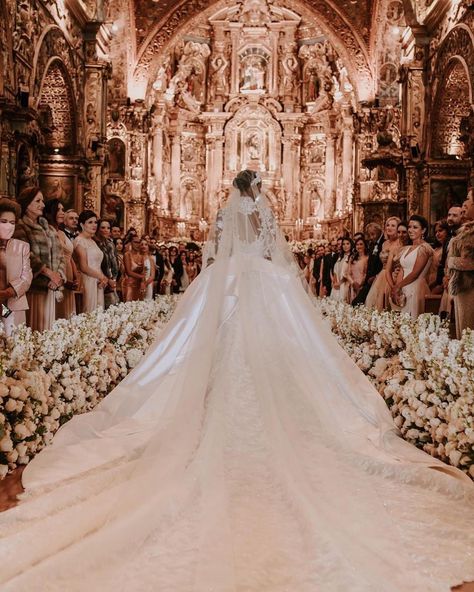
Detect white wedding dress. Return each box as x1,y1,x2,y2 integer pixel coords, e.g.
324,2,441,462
1,191,474,592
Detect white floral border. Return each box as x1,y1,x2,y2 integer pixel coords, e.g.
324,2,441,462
0,298,177,479
1,297,473,480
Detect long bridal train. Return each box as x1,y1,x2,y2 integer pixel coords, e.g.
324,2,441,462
1,185,474,592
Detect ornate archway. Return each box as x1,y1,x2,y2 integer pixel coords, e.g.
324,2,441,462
431,58,472,159
37,59,77,154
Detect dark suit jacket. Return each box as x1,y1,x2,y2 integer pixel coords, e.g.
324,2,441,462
312,256,323,286
322,253,336,289
365,234,385,284
154,252,165,286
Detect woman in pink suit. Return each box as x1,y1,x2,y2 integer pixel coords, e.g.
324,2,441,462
0,199,33,335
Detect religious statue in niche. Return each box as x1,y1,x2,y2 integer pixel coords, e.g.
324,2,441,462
304,67,320,103
208,54,229,102
239,0,271,26
101,183,124,227
310,186,322,217
246,132,262,160
182,181,197,218
240,56,266,91
107,138,126,179
281,54,299,97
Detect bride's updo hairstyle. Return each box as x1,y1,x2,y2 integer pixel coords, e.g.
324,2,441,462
233,169,258,194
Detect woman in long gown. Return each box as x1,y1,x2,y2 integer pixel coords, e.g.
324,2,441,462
392,215,433,318
348,237,368,302
365,216,401,311
73,211,108,313
1,171,474,592
329,237,353,302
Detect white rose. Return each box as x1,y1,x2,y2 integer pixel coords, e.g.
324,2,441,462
448,450,462,467
4,398,16,412
16,443,27,457
0,436,13,452
0,464,8,479
14,424,30,439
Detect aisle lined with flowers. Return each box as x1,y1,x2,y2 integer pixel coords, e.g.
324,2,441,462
0,297,473,481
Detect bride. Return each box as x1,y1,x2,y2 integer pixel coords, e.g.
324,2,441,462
1,170,474,591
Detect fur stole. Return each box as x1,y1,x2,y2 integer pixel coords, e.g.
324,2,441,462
449,221,474,295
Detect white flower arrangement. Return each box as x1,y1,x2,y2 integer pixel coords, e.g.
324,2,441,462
2,295,474,481
0,297,177,477
289,239,329,255
318,299,474,478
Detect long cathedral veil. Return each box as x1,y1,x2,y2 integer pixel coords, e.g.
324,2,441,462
1,173,474,591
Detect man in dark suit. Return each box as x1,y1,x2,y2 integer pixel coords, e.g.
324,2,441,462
152,243,165,296
321,242,337,297
312,246,324,296
352,223,384,305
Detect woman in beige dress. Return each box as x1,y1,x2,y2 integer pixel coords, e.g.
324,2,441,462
123,236,146,302
44,198,78,319
365,216,401,311
348,237,368,302
73,211,108,313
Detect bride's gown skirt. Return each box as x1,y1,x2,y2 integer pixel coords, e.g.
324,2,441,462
1,254,474,592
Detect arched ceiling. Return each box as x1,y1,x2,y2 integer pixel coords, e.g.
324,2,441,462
127,0,379,101
133,0,376,52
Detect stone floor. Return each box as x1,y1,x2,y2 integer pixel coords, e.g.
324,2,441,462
0,467,473,591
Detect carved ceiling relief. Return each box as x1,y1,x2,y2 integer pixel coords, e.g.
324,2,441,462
133,0,374,103
431,60,471,159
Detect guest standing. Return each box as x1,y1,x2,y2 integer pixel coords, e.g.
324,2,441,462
352,223,384,305
321,245,335,297
365,217,401,311
186,251,200,284
15,187,65,331
312,246,324,296
428,220,449,293
330,238,353,303
348,238,368,303
169,245,183,294
140,238,156,301
447,194,474,338
123,236,145,301
0,199,32,335
44,199,78,320
392,215,433,319
62,209,79,242
95,220,120,308
114,237,125,301
74,211,107,313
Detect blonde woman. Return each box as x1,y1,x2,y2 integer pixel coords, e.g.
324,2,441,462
365,216,401,311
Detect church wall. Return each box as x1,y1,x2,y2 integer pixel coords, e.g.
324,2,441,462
0,0,111,215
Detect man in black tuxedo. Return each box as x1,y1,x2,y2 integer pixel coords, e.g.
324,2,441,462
312,246,324,296
152,242,165,296
352,223,384,305
321,241,337,297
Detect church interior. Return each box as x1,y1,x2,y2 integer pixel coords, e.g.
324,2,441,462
0,0,473,240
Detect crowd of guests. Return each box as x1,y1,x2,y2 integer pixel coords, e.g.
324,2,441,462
1,185,473,339
299,197,474,338
0,187,202,335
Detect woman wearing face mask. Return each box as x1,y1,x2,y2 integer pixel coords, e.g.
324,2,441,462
74,211,108,313
0,199,33,335
43,198,79,320
14,186,66,332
